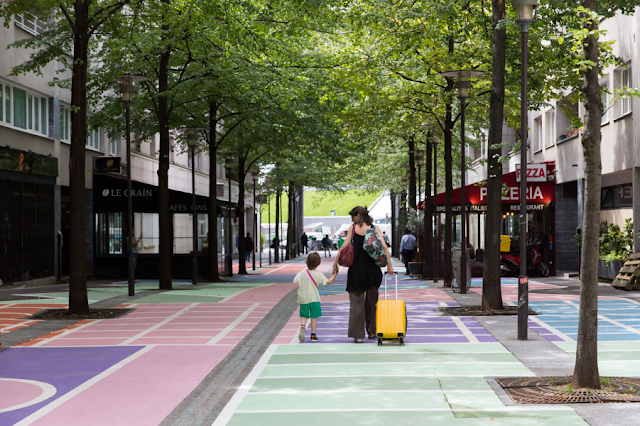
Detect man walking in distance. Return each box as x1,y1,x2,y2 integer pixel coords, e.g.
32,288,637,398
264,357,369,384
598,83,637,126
300,232,309,254
400,228,416,275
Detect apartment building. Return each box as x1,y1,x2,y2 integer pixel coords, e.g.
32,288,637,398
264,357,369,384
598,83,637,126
465,9,639,272
0,14,247,285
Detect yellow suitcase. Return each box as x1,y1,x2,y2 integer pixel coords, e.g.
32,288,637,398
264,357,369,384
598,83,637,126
376,272,407,345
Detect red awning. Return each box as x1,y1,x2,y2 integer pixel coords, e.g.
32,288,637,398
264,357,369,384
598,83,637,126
418,162,555,209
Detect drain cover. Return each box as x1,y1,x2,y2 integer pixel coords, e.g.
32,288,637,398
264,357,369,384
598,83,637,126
496,376,640,404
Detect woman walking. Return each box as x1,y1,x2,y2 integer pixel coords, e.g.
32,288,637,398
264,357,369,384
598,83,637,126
334,206,394,343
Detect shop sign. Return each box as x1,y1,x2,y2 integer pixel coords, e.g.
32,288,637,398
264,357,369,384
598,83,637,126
479,185,545,202
94,157,121,173
509,204,545,211
169,203,208,212
101,188,153,197
516,163,547,182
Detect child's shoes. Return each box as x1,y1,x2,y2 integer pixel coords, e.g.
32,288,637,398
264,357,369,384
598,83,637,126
298,325,306,342
310,333,318,342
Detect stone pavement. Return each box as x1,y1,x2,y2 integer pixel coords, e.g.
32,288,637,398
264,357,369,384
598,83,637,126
1,254,640,425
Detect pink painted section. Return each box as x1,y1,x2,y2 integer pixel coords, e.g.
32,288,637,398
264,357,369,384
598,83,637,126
0,380,43,411
30,346,232,426
222,283,296,303
42,338,126,347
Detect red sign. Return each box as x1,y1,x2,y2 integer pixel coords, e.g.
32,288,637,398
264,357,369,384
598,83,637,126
430,162,555,207
516,163,547,182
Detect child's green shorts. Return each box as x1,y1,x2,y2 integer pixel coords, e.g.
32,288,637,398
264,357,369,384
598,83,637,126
300,302,322,318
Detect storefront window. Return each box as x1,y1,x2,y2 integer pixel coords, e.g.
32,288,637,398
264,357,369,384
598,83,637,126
134,212,159,254
95,212,123,255
173,213,208,254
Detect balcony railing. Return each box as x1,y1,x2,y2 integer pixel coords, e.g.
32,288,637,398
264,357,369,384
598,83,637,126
15,14,47,36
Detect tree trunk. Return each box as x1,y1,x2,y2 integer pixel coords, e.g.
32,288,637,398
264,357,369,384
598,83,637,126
157,28,172,289
482,0,507,311
67,0,90,315
208,101,221,281
238,157,247,274
408,136,416,209
422,137,433,279
274,188,280,263
572,0,602,390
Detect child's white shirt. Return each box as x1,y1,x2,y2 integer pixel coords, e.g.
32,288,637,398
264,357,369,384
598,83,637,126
293,269,328,304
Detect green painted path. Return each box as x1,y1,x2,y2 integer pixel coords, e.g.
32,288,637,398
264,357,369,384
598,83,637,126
215,343,589,426
0,282,272,305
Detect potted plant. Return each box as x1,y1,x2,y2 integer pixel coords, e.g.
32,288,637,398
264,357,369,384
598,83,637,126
597,219,633,279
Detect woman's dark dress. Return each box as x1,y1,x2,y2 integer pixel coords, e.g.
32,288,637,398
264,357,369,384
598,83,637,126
347,232,383,293
346,230,383,339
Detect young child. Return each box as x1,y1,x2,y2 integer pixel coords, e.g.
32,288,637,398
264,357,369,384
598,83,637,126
293,252,338,342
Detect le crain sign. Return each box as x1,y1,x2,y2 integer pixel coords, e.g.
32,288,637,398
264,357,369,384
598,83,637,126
516,163,547,182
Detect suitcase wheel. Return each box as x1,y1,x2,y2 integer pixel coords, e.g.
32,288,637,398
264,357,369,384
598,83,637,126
377,337,382,346
399,336,404,346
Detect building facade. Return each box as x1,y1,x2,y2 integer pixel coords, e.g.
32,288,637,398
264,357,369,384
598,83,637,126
0,14,252,285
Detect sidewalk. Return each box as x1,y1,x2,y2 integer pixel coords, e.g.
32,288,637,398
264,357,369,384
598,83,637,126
1,256,640,425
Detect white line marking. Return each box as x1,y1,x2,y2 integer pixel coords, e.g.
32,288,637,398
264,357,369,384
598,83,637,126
31,321,100,347
0,378,57,413
271,351,508,356
264,265,289,275
212,344,278,426
256,374,536,379
234,406,571,413
119,303,199,345
14,346,153,426
248,389,495,395
451,317,480,343
206,303,261,345
264,361,521,367
528,316,573,342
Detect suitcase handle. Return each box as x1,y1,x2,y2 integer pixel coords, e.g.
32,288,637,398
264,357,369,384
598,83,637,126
383,271,398,300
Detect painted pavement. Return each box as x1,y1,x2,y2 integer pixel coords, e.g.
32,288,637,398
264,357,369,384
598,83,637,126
1,255,636,426
0,281,295,426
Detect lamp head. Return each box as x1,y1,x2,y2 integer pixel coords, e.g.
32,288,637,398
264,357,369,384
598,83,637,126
251,170,259,182
513,0,538,23
416,151,424,166
440,70,484,100
118,75,148,104
224,154,233,170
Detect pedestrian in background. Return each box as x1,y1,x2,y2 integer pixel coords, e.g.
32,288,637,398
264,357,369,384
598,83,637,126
244,233,253,262
400,228,416,275
131,227,143,282
301,232,309,254
322,234,331,258
294,252,338,342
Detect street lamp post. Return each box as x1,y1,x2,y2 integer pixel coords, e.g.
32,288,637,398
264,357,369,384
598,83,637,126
416,151,424,207
441,70,484,294
119,74,148,297
266,176,272,265
224,154,234,277
185,127,206,285
252,170,259,271
514,0,537,340
432,137,440,283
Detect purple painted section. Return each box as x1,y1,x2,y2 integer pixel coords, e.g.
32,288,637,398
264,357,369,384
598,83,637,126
301,302,496,344
0,346,142,426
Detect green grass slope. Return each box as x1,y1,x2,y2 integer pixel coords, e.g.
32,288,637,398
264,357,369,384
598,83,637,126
261,190,381,222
